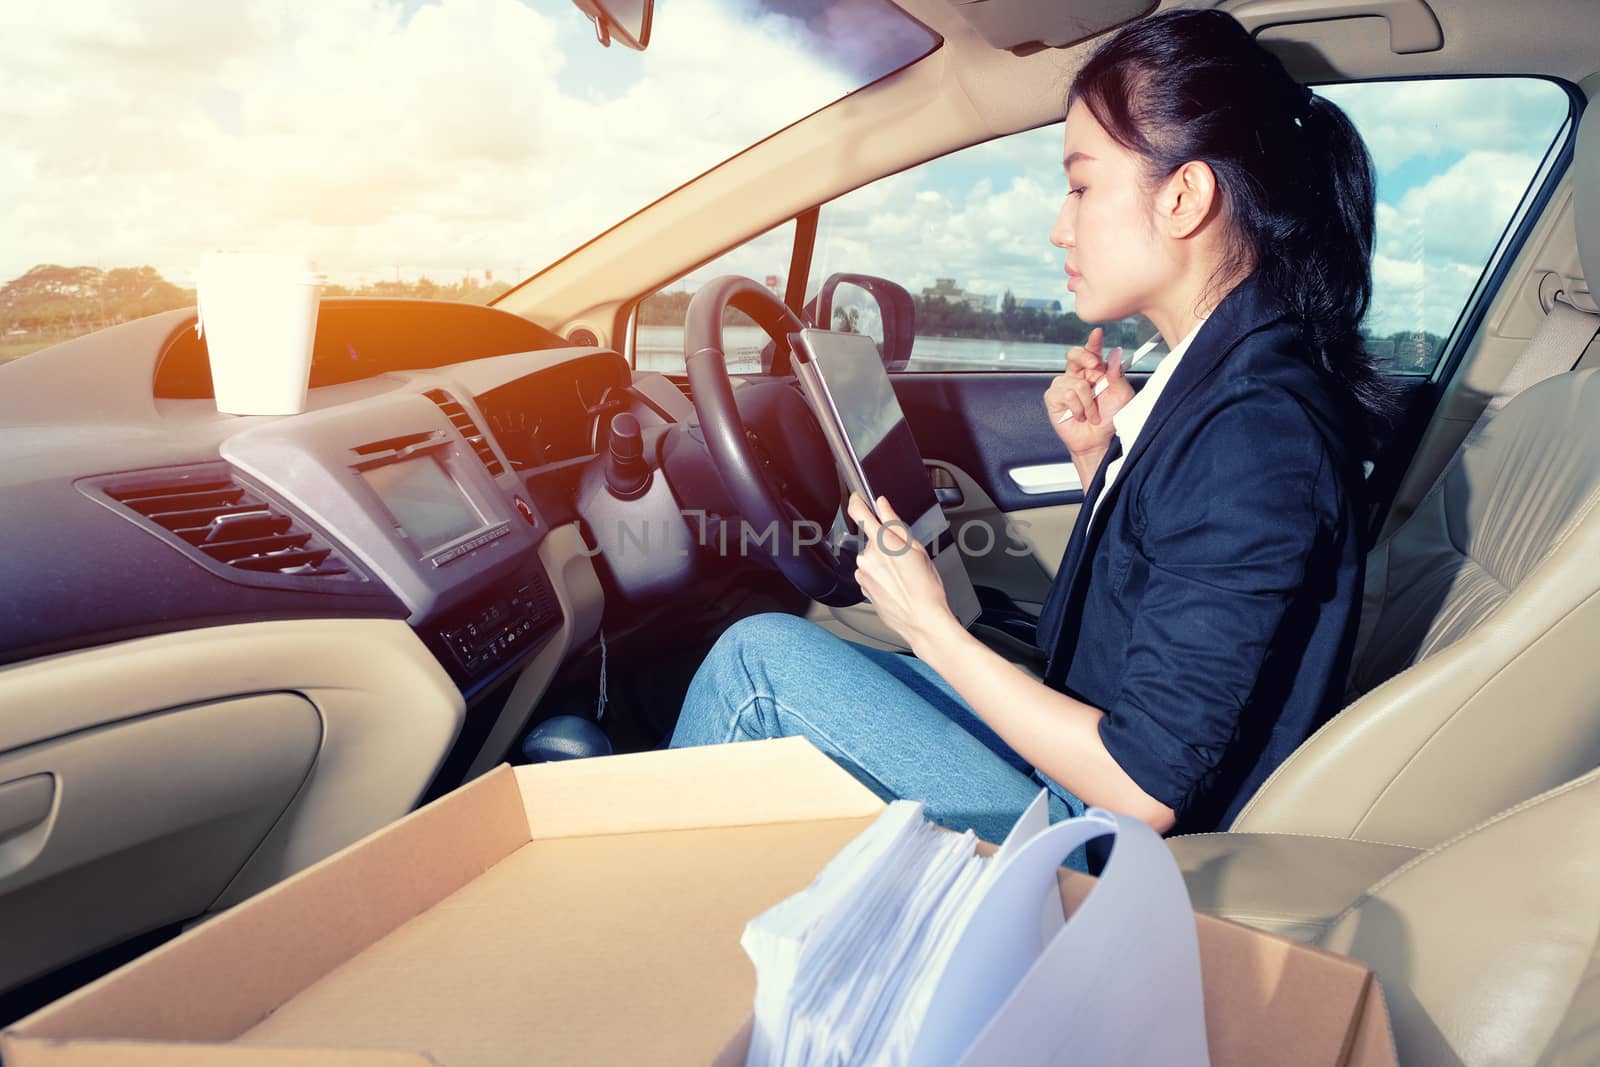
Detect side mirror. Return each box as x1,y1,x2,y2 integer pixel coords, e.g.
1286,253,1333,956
806,273,916,370
571,0,652,50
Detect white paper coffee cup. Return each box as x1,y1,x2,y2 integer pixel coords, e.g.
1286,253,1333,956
196,252,326,416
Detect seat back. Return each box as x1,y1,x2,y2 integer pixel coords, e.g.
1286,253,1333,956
1233,366,1600,845
1315,766,1600,1067
1229,97,1600,847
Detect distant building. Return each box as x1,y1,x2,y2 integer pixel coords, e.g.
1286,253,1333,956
922,278,993,313
1016,297,1063,313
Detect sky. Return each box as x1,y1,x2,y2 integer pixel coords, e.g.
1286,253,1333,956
0,0,931,289
0,0,1571,339
774,78,1571,338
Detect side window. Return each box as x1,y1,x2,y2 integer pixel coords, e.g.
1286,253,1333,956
633,221,796,374
806,125,1152,373
1321,77,1570,376
804,77,1570,375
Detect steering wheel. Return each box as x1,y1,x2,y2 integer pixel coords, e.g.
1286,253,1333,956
683,275,862,607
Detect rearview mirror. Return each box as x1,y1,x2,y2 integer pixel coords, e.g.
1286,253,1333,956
571,0,653,50
806,273,916,370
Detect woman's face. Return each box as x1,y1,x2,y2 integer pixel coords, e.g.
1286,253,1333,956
1051,100,1177,325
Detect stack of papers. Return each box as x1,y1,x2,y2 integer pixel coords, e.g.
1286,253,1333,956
741,793,1057,1067
740,792,1211,1067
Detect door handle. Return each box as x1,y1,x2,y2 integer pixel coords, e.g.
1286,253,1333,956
0,774,53,842
1008,463,1084,495
0,773,56,882
927,465,965,508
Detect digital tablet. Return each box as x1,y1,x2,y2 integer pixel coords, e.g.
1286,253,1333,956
790,328,981,628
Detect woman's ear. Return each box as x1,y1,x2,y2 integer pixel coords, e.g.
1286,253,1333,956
1158,160,1219,240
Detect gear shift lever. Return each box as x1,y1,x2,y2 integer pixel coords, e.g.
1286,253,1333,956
605,412,651,499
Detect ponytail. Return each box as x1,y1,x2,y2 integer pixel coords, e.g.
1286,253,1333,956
1068,9,1401,448
1269,95,1396,431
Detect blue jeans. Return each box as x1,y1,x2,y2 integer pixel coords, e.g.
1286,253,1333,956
670,612,1090,869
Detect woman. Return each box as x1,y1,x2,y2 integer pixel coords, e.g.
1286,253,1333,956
670,9,1391,856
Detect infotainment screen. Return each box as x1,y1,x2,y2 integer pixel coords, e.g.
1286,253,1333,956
362,455,484,554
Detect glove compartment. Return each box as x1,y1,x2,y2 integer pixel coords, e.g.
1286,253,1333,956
0,692,321,992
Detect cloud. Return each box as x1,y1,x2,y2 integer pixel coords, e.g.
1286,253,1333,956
0,2,1569,352
1385,150,1540,265
686,101,1557,345
0,0,865,286
790,130,1070,311
1365,149,1546,336
801,174,1067,310
1318,78,1567,174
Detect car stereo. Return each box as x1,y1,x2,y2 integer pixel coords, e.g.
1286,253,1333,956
348,431,514,570
222,390,541,623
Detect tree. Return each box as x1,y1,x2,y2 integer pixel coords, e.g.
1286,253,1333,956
1362,329,1444,374
638,290,693,326
0,265,114,334
101,266,191,322
0,263,521,347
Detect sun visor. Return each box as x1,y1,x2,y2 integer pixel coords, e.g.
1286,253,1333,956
948,0,1154,53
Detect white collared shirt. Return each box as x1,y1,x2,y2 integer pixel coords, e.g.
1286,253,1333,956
1089,315,1210,526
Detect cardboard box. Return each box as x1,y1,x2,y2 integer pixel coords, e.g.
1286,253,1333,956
1,738,1397,1066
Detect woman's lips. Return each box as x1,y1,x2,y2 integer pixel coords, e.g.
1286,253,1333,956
1065,265,1082,292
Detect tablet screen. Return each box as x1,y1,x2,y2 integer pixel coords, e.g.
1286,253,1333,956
800,330,942,542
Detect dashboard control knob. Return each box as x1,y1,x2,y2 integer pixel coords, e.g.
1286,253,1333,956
605,412,651,500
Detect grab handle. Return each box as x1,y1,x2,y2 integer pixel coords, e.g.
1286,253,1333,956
1229,0,1443,53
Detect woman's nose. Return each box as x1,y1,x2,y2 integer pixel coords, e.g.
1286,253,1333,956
1050,199,1074,250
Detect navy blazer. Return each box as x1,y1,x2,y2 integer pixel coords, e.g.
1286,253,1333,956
1035,271,1367,835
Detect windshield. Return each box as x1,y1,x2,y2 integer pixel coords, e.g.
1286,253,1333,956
0,0,939,360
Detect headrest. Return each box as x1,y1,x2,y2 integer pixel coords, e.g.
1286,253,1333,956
1577,96,1600,293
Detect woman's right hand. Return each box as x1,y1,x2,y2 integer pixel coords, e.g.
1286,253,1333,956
1044,327,1134,457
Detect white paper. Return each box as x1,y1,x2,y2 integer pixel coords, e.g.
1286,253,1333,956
741,794,1209,1067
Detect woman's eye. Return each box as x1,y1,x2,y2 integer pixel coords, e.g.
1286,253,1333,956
1067,186,1086,199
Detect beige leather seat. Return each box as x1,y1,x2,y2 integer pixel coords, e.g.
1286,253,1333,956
1167,98,1600,947
1315,767,1599,1066
1172,364,1600,940
1225,363,1600,843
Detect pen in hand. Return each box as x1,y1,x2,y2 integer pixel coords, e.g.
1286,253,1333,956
1056,377,1110,423
1053,337,1159,423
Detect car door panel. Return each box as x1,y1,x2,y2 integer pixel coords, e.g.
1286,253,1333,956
891,372,1109,513
0,616,469,998
922,458,1069,610
890,371,1156,614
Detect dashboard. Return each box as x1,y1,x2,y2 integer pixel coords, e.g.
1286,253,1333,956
0,297,779,987
0,296,759,987
0,299,713,710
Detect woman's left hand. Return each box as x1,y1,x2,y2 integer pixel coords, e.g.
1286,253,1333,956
847,492,955,650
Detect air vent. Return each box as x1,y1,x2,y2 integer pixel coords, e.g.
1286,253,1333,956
353,431,435,456
105,475,355,579
424,389,506,477
670,376,693,401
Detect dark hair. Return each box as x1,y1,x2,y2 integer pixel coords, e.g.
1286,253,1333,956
1068,8,1398,439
